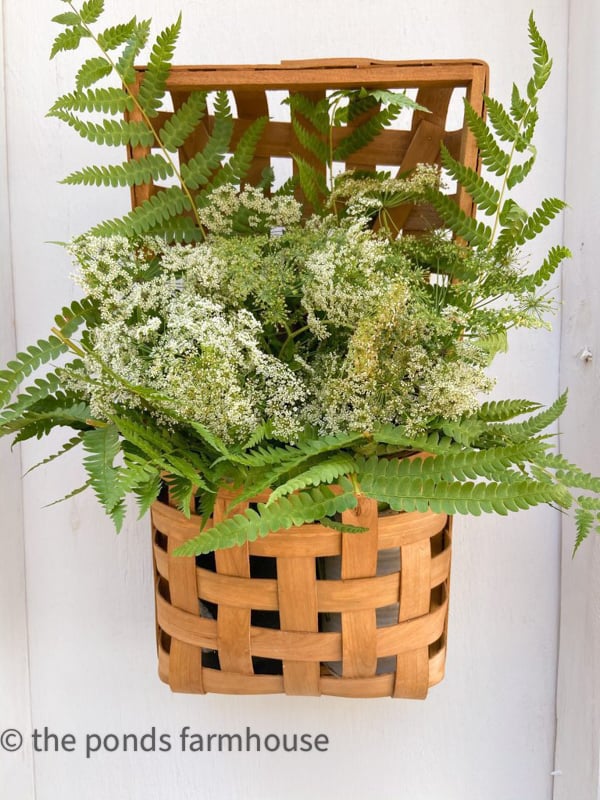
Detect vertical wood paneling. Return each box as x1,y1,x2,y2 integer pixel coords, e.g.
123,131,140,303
0,1,35,794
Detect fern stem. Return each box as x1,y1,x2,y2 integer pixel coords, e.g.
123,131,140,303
66,1,206,239
51,326,86,357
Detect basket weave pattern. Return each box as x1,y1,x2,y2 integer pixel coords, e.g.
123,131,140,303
152,489,452,699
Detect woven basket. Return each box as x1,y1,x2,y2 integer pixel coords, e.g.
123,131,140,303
130,57,486,697
152,486,452,699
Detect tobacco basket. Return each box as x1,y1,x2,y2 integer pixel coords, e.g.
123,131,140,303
132,57,487,698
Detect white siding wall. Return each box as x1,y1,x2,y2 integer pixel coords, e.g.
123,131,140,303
554,0,600,796
2,1,589,798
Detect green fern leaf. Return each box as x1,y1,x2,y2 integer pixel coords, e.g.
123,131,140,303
285,94,330,135
483,96,524,146
51,111,155,147
204,116,268,192
268,454,358,504
334,106,399,162
49,87,134,116
0,371,67,426
574,508,595,553
426,190,493,247
292,155,327,210
372,426,461,455
44,481,91,508
514,198,566,244
134,472,162,518
75,56,112,90
115,19,151,85
506,154,536,189
90,186,192,237
62,153,173,187
174,485,358,555
165,474,194,518
0,337,68,408
517,245,571,291
50,27,88,59
160,91,207,151
226,432,364,468
319,517,369,534
528,13,552,93
464,102,511,176
24,433,84,476
291,118,329,163
97,20,137,51
179,112,234,190
79,0,104,25
487,391,568,444
476,398,542,422
440,143,500,214
82,424,124,525
54,297,99,336
52,12,82,26
510,83,529,122
137,14,181,118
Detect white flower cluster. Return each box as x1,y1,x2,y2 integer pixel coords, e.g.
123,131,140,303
66,183,497,445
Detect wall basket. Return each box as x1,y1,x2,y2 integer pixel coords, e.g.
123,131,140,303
130,57,488,698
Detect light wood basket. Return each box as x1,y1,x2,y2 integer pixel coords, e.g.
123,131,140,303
152,488,452,698
131,58,487,697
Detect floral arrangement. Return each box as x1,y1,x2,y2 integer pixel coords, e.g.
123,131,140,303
1,2,599,555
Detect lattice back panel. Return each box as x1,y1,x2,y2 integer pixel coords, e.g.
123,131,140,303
129,58,489,233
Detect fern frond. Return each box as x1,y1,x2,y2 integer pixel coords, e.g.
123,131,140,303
90,186,192,237
145,216,204,243
54,297,99,336
513,198,566,245
357,461,571,515
44,481,91,508
334,106,399,162
159,91,207,152
517,245,571,291
97,20,137,52
52,12,82,26
24,433,85,475
507,154,536,189
372,426,461,454
137,14,181,118
204,116,268,192
79,0,104,25
291,118,329,163
291,155,328,211
179,113,234,190
574,508,595,553
319,517,369,534
82,424,124,526
0,337,68,407
50,112,155,147
528,12,553,93
174,484,358,555
164,473,194,517
61,153,173,187
50,27,88,60
285,94,330,135
483,96,523,146
464,101,511,176
225,431,365,468
476,398,542,422
440,143,500,214
133,471,162,518
50,87,134,115
268,454,358,504
426,190,493,247
487,392,568,444
115,19,151,85
75,56,112,91
510,83,529,122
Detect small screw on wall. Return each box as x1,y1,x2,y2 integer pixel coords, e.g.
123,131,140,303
578,347,593,362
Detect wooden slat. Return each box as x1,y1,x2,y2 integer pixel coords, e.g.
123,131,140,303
213,494,254,675
233,90,271,187
340,497,379,678
394,538,433,699
277,557,320,695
